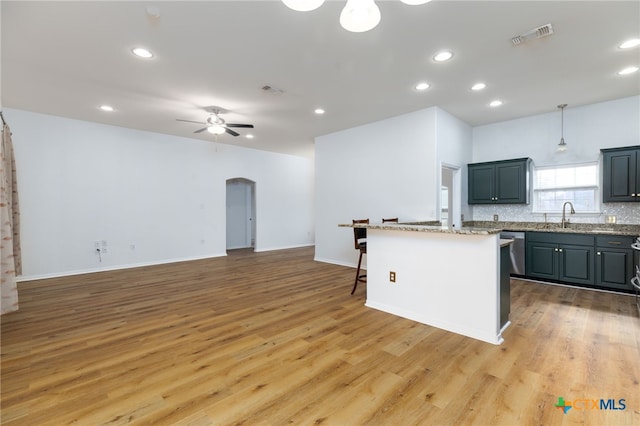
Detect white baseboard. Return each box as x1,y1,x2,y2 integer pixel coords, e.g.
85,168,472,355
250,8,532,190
313,256,363,270
253,243,314,252
17,252,228,282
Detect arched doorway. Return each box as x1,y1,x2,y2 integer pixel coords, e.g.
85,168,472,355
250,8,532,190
226,178,256,250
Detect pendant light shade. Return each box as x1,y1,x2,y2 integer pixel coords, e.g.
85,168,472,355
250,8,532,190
282,0,325,12
339,0,381,32
557,104,568,153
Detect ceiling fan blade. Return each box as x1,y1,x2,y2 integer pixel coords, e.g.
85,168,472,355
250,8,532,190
225,128,240,137
225,123,254,128
194,127,208,133
177,119,207,124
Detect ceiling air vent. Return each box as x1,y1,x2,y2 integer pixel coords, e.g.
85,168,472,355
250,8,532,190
511,23,554,46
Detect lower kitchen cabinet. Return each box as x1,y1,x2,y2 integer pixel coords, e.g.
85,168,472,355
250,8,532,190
595,235,635,291
526,233,594,285
526,231,635,292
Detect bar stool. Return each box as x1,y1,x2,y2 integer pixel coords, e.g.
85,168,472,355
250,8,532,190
351,219,369,295
382,217,398,223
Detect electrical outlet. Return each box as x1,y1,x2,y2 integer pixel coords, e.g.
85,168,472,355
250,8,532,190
389,271,396,283
493,214,499,222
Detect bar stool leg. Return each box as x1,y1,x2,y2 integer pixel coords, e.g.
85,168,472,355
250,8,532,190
351,250,366,295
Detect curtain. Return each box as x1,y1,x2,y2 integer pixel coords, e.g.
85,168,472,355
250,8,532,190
1,121,21,315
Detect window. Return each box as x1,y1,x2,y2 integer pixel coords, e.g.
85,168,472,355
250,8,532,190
533,163,599,212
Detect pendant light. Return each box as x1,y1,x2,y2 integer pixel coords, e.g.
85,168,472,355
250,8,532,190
557,104,568,153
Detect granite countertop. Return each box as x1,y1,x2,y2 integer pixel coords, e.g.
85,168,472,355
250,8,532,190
465,221,640,237
339,220,639,237
339,222,502,235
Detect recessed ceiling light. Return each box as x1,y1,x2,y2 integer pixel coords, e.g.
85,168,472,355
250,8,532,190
471,83,486,91
618,66,639,75
619,38,640,49
246,134,254,139
132,47,153,59
99,105,114,112
415,82,430,91
489,100,503,107
314,108,325,115
433,50,454,62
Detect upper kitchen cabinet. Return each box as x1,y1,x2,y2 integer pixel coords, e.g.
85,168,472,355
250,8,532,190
602,146,640,203
468,158,531,204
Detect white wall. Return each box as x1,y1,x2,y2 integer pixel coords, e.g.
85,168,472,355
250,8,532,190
315,108,437,267
435,108,473,224
471,96,640,224
7,108,315,279
314,106,474,268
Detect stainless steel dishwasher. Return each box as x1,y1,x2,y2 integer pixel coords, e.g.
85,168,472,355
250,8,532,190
500,231,525,276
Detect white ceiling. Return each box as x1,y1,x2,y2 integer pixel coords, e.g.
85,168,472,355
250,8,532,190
2,1,639,158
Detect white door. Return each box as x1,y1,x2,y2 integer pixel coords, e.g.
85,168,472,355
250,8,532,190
226,179,254,250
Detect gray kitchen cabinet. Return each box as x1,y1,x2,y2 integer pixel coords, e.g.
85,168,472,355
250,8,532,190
526,232,594,286
468,158,531,204
595,235,635,291
526,231,635,292
601,146,640,203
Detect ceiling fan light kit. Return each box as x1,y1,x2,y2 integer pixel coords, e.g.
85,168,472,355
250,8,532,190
207,124,226,135
282,0,325,12
282,0,431,32
176,108,254,138
340,0,381,33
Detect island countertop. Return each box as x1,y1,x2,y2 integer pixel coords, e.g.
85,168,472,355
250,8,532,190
339,222,502,235
339,221,639,236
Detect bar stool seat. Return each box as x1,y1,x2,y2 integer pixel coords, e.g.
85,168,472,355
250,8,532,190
351,219,369,295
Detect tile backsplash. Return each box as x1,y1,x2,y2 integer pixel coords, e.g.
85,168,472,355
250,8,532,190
472,203,639,225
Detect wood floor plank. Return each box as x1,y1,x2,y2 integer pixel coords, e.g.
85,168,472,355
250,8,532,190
1,246,639,425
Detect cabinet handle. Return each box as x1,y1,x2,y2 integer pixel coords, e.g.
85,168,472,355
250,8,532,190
632,193,636,197
597,252,601,255
607,241,622,245
559,248,563,252
554,248,558,252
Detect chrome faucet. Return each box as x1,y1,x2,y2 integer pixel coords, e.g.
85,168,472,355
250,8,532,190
561,201,575,228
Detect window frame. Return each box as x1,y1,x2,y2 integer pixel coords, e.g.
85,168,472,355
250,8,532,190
531,161,600,214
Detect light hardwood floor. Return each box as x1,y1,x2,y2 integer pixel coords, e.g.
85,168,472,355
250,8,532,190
1,246,639,425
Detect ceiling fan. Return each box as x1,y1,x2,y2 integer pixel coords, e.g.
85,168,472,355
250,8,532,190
176,107,254,137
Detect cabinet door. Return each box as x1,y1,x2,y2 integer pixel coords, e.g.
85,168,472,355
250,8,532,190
595,248,634,290
468,164,495,204
495,161,527,204
558,244,594,285
602,148,638,202
526,241,557,279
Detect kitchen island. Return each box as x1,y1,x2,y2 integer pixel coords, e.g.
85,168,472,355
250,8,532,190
341,222,511,345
